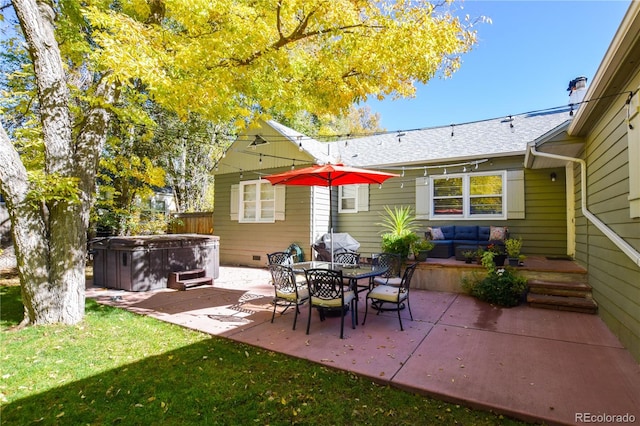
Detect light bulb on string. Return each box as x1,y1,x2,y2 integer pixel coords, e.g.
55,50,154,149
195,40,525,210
259,154,262,165
400,182,404,189
463,166,467,172
475,161,479,170
378,183,382,189
423,167,428,177
401,167,405,177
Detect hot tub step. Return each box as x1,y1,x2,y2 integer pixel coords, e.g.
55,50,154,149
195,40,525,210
168,269,213,291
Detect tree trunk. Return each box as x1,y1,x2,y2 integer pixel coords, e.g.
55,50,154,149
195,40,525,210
2,0,116,325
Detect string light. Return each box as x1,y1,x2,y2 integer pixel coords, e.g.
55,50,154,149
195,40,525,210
423,167,427,177
397,132,406,143
259,154,262,165
451,124,455,137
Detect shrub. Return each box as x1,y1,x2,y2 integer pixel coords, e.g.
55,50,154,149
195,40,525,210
462,251,528,307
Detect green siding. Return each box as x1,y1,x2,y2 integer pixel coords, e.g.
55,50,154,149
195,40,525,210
214,171,314,267
335,157,568,258
573,72,640,362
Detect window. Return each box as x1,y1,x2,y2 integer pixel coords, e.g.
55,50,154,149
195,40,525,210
239,180,275,223
431,172,505,219
338,185,357,213
338,184,369,213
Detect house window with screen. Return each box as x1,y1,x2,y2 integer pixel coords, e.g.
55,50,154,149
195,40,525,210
239,180,275,222
432,172,505,219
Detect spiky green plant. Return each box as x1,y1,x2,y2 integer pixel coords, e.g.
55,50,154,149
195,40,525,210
378,205,417,236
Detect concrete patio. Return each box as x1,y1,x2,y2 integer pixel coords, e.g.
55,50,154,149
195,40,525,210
88,265,640,426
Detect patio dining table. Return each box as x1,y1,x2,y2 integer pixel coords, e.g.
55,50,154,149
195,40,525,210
291,261,388,324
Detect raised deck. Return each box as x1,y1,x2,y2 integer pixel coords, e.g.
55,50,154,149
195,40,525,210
411,255,587,293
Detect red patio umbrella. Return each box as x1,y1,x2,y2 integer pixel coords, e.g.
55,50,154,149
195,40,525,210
264,164,398,260
263,163,399,187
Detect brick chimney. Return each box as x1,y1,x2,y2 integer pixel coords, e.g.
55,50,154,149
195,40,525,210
567,76,588,107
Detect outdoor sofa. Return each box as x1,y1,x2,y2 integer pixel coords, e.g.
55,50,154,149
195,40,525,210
425,225,508,259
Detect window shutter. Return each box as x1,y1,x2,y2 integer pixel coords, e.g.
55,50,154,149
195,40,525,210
357,184,369,212
415,178,430,219
230,184,239,220
275,185,286,220
507,170,525,219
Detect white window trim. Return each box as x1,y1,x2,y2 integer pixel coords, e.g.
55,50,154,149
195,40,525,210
338,184,369,213
238,179,276,223
338,185,358,213
430,171,507,220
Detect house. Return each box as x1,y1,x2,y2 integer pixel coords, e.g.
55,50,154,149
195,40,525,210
213,3,640,362
214,110,572,267
525,2,640,361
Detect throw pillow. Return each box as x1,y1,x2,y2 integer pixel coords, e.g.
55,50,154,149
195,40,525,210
430,227,445,240
489,226,507,241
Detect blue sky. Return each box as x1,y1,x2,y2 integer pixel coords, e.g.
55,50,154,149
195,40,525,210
365,0,631,132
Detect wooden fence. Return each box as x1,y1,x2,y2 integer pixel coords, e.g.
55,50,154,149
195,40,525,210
169,212,214,235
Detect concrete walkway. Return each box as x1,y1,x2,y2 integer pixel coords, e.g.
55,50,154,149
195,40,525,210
88,266,640,426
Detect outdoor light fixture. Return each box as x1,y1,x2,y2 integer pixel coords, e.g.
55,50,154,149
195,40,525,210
550,172,557,182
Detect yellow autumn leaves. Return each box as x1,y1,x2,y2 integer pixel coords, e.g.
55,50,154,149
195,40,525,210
81,0,479,126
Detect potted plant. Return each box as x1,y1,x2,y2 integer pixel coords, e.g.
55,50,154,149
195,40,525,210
505,237,523,266
412,238,435,261
378,206,419,259
462,249,475,264
486,243,506,267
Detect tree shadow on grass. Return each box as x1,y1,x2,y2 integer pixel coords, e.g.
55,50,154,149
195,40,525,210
0,337,383,426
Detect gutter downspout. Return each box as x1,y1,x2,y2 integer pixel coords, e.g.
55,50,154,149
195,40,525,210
529,146,640,267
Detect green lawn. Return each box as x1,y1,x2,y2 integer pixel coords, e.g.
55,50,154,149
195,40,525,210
1,273,527,425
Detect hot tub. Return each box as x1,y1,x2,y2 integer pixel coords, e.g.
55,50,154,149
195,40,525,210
91,234,219,291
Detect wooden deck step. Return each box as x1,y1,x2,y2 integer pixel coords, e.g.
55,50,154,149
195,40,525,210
168,269,213,291
527,293,598,314
528,279,593,298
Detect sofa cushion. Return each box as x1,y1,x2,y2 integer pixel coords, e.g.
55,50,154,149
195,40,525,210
478,226,491,241
489,226,508,241
453,226,478,241
430,227,445,240
440,226,455,240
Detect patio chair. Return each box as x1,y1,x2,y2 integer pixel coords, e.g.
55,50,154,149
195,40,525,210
267,251,305,284
334,251,365,296
268,263,309,330
333,251,360,265
267,251,294,265
305,268,356,339
363,262,417,331
370,253,402,287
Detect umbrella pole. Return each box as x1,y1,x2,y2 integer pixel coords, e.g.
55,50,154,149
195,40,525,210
330,185,335,267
